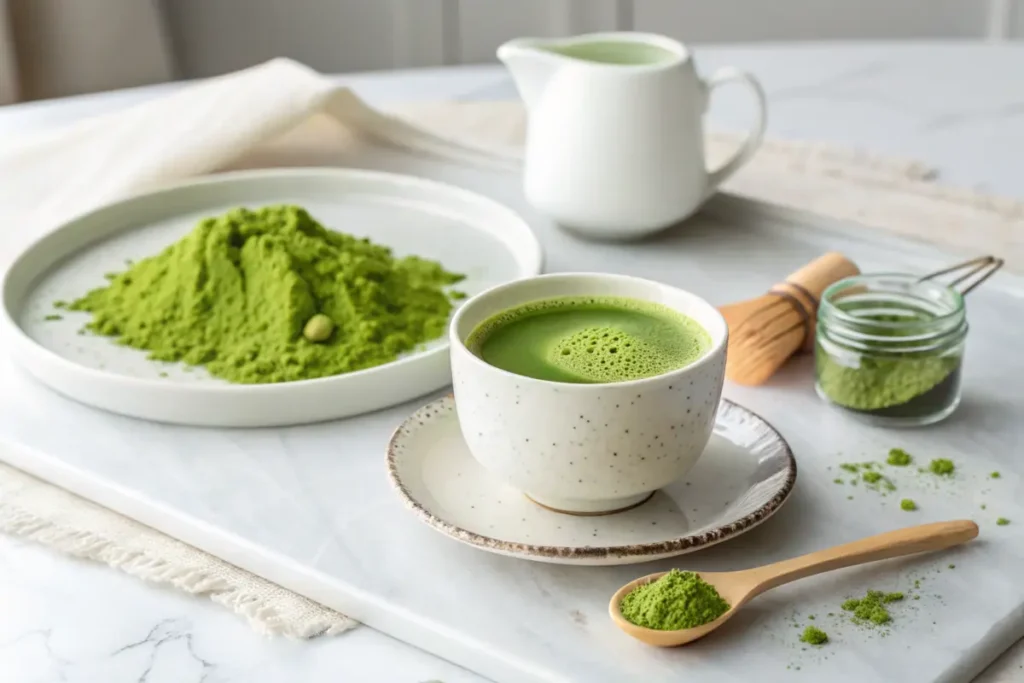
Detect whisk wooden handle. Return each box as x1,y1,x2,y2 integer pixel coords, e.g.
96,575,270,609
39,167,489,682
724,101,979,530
777,252,860,302
719,251,860,385
776,252,860,351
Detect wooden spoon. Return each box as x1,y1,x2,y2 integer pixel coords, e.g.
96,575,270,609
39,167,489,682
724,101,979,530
609,520,978,647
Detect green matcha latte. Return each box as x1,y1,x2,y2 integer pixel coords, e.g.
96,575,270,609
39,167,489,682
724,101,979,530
466,295,711,383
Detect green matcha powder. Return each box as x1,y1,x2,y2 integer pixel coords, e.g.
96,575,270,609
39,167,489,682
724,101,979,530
887,448,913,466
841,590,904,626
68,205,465,383
800,625,829,645
815,298,963,419
619,570,730,631
817,352,959,411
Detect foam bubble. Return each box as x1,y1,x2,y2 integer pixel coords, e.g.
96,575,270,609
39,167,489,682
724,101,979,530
548,326,674,382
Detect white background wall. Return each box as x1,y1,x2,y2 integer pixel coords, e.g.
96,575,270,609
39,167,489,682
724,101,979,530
160,0,1023,78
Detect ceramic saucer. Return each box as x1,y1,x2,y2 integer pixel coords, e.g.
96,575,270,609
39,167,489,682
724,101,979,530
387,396,796,566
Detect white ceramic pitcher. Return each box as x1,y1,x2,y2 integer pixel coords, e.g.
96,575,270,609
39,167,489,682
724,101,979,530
498,32,767,240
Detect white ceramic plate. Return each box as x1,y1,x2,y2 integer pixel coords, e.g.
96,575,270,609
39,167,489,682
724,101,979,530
387,396,797,566
1,168,542,427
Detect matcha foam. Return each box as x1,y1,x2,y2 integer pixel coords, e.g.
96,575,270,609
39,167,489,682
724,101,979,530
549,326,681,383
468,295,711,384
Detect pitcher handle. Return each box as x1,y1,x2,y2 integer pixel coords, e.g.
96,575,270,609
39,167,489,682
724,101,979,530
703,67,768,196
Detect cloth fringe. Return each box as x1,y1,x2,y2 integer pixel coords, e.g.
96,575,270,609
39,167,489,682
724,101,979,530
0,462,355,639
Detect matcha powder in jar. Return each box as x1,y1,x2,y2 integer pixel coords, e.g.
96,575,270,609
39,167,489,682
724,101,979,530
814,274,968,427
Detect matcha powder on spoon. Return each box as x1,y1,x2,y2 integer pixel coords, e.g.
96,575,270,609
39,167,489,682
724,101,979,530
68,205,465,383
620,570,730,630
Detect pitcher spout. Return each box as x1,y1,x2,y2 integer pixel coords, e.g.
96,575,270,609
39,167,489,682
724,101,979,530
497,38,560,111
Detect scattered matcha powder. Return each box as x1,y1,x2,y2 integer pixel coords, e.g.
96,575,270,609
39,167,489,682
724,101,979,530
619,569,730,630
839,463,896,494
900,498,918,511
887,448,913,466
66,206,465,384
800,625,829,645
43,314,62,321
997,518,1010,526
981,504,988,510
929,458,955,476
948,564,956,570
841,590,903,626
991,471,1001,479
862,471,883,484
52,300,68,309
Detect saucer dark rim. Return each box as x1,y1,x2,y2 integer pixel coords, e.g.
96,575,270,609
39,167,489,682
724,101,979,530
386,396,797,561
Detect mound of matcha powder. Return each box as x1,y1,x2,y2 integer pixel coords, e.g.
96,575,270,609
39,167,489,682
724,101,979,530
800,625,829,645
68,205,465,383
862,471,883,484
929,458,955,476
887,448,913,466
619,569,730,631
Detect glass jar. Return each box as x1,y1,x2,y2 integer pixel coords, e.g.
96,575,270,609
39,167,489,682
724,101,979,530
815,274,968,427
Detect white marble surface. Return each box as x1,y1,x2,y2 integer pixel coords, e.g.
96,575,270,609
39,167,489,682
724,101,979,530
0,534,482,683
2,42,1024,682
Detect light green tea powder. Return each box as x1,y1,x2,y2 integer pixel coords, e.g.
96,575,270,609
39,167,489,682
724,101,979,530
69,205,465,383
619,570,729,630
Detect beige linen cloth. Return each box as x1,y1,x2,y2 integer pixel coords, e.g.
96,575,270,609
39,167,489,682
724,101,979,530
1,58,1024,640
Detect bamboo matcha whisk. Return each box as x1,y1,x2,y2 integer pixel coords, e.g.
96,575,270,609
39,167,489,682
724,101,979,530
719,252,860,385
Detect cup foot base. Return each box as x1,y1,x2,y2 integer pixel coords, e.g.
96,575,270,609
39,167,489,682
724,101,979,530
524,491,654,516
556,223,666,243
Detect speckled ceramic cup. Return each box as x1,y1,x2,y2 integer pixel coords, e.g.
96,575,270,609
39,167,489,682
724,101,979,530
450,273,728,515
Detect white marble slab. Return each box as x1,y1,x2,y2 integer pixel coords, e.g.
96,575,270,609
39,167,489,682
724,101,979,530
0,535,483,683
4,44,1024,682
1,132,1023,682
